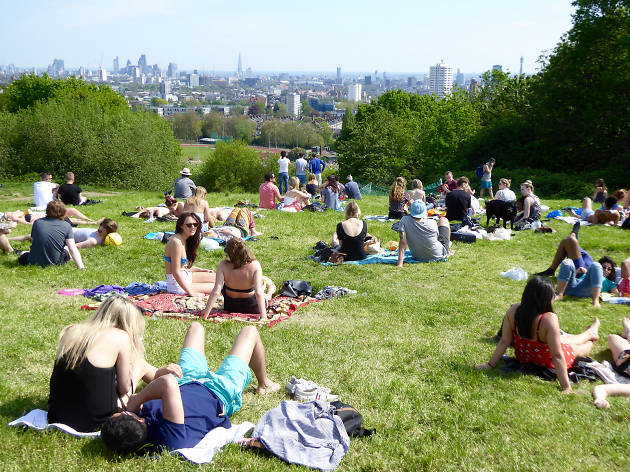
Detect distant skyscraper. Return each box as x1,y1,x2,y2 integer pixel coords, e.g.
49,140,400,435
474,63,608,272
287,93,301,116
429,61,454,97
519,56,524,76
347,83,362,102
113,56,119,74
98,67,108,82
125,59,132,75
336,67,341,85
364,75,371,85
238,52,243,79
52,59,64,75
138,54,148,74
456,68,465,86
160,80,171,99
407,76,417,87
492,65,502,71
189,73,199,87
168,62,178,79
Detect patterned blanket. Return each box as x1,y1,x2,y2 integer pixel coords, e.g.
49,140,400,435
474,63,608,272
129,292,319,327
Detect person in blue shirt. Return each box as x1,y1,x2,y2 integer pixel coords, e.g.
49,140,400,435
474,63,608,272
308,155,326,186
344,175,362,200
101,322,280,453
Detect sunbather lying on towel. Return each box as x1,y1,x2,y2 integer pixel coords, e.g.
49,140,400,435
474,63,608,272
101,322,280,453
593,318,630,409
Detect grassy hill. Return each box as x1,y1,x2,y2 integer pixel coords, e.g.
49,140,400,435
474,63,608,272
1,182,629,471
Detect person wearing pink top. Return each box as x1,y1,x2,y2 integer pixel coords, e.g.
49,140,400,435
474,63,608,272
259,172,284,209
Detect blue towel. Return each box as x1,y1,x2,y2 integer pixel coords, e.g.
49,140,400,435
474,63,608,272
320,250,447,266
124,282,165,296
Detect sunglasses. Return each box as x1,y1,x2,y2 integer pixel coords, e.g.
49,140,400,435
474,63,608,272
602,265,613,271
185,223,198,228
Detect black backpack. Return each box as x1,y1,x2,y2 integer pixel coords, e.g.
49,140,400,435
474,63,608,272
331,401,375,438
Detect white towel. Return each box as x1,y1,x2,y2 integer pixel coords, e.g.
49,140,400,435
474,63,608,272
583,360,630,385
9,409,254,464
8,409,100,437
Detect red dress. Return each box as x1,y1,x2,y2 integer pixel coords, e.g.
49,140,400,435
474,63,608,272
513,313,576,369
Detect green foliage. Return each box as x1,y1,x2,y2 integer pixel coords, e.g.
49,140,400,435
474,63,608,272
171,111,202,141
150,97,168,106
528,0,630,171
2,74,127,113
196,140,274,192
288,147,306,160
337,90,481,185
1,96,182,190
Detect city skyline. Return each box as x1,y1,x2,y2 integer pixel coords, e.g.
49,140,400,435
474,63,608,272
1,0,574,74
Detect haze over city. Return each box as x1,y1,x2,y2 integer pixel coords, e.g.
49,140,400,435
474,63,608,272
1,0,575,74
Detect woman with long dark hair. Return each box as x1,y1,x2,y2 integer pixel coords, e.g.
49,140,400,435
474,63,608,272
477,276,599,393
164,212,215,296
201,238,275,319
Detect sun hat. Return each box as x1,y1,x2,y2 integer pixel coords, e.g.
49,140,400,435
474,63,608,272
409,200,427,218
180,167,191,176
104,232,123,246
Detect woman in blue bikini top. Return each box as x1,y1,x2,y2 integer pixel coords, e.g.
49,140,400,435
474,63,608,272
164,212,215,296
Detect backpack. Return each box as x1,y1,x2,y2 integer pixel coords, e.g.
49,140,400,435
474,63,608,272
281,280,313,297
476,165,484,178
331,401,375,438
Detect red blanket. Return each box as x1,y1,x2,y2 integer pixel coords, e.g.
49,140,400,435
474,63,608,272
128,292,319,327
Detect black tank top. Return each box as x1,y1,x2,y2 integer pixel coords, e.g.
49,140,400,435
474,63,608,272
48,356,118,432
337,221,368,261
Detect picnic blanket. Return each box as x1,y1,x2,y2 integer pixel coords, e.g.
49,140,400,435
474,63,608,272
130,293,319,327
362,215,394,222
8,409,254,465
553,216,592,226
319,250,447,266
583,360,630,385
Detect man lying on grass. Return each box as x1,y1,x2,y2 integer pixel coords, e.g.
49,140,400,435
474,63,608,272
101,322,280,453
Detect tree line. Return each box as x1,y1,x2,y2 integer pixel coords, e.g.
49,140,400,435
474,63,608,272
337,0,630,196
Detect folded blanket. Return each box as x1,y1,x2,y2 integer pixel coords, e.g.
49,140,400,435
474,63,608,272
8,409,254,464
320,250,447,266
554,216,592,226
362,215,394,221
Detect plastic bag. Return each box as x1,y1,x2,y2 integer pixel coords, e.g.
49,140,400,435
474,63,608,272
500,267,528,281
200,238,221,251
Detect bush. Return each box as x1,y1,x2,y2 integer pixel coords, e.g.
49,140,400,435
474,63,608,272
196,140,275,192
2,97,183,190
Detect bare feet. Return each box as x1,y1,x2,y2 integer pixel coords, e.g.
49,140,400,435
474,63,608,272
622,317,630,340
593,385,611,409
587,317,600,342
251,230,263,237
256,381,281,395
553,293,564,302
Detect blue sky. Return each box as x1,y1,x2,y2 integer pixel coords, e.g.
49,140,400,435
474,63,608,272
0,0,575,74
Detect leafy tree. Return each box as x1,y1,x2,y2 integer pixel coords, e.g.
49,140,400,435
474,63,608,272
171,111,202,141
233,119,254,143
201,112,224,137
1,74,127,113
247,103,261,116
197,140,274,192
150,97,168,106
528,0,630,171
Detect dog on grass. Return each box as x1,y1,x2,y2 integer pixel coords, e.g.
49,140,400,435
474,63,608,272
485,200,517,229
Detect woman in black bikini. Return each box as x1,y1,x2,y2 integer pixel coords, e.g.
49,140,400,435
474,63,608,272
201,239,274,319
331,201,368,261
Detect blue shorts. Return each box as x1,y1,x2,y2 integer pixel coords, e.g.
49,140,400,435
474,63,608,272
481,180,492,189
177,348,252,417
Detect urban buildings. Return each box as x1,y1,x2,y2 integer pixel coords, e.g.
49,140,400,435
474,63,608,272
287,93,301,116
347,83,362,102
429,61,453,97
168,62,178,79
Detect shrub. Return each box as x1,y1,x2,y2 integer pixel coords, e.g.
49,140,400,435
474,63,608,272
196,140,274,192
2,97,183,190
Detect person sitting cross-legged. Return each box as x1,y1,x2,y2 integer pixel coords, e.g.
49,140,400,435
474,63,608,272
397,200,452,267
100,322,280,453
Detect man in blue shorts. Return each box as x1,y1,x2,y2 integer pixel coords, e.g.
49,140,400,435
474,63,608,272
101,323,280,453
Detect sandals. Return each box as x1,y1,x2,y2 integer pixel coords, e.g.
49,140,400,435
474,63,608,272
285,376,339,402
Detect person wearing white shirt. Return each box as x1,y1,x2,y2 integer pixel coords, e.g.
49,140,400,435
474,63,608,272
494,178,517,202
33,172,59,209
277,151,290,195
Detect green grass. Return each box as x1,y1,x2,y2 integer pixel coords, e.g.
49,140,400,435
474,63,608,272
1,182,629,471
